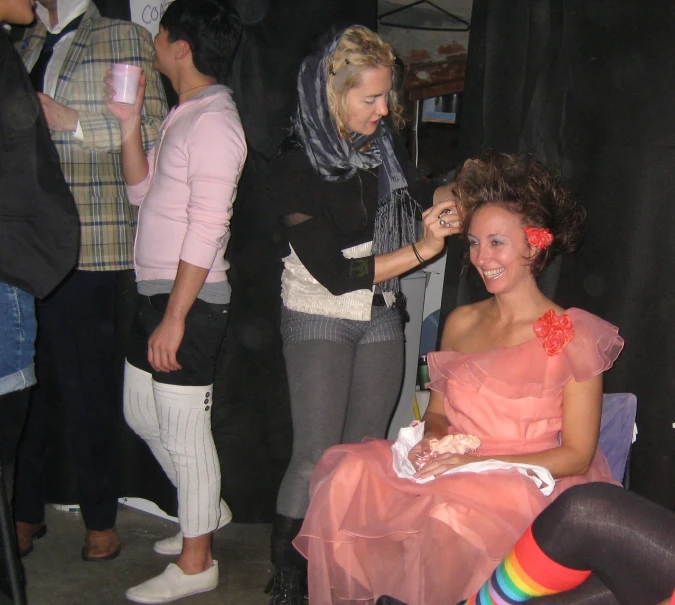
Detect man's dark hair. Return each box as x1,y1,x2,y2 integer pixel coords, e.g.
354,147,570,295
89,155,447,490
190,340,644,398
160,0,241,83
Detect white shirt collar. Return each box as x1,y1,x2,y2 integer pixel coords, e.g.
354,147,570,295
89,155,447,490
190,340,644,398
36,0,90,34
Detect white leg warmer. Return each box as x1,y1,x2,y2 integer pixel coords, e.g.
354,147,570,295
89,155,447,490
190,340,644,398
152,381,221,537
123,360,177,485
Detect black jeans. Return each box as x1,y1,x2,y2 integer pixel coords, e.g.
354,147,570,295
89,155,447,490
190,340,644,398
14,270,122,531
126,294,230,386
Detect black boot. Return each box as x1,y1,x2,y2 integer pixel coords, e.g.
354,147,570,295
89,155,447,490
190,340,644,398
265,514,307,605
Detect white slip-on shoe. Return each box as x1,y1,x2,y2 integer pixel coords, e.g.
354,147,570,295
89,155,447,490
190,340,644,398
153,500,233,556
125,561,218,604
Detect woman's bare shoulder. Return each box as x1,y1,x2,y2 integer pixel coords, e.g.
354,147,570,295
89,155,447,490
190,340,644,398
441,300,492,350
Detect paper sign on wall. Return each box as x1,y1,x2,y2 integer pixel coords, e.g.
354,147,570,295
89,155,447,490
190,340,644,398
130,0,173,38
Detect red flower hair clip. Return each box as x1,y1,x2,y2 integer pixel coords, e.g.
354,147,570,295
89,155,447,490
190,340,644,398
524,227,554,250
533,310,575,356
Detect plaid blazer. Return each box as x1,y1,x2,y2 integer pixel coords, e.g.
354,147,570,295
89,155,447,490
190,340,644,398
16,3,168,271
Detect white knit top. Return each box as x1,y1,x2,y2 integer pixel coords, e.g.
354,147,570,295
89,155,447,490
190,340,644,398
281,241,375,321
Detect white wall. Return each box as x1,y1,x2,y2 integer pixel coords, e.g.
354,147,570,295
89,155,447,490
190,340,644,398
130,0,173,37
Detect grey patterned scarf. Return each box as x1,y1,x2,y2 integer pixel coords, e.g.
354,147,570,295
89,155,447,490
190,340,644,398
292,28,422,302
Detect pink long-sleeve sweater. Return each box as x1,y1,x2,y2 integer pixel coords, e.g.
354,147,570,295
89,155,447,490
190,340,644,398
127,86,247,283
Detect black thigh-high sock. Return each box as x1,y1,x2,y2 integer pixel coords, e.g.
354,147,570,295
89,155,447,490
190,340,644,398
461,483,675,605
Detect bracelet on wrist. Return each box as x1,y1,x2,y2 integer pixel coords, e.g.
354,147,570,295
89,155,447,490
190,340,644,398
411,241,426,264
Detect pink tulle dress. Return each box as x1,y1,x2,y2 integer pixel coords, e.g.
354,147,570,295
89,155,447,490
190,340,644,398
294,308,624,605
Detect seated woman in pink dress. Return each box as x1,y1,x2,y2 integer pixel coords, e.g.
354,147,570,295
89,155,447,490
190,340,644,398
293,151,625,605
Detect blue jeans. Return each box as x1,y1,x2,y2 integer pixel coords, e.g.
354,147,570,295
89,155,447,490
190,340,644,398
0,282,36,396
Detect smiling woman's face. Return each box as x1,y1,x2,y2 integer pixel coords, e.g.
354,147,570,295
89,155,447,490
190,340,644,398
468,204,536,294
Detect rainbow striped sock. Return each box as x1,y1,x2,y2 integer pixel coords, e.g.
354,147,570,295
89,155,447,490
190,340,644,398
460,527,591,604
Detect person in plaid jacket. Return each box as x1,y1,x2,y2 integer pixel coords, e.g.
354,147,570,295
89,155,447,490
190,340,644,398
13,0,167,562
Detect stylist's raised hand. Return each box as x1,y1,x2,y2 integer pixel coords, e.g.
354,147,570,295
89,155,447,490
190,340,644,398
416,200,461,260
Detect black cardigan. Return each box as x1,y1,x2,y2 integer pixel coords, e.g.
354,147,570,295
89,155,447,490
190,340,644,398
0,31,79,299
269,135,434,295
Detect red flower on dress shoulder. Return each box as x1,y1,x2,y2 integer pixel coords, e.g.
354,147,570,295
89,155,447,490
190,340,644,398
533,309,574,356
523,227,554,250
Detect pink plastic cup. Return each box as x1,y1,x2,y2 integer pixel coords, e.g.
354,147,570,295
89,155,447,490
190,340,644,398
111,63,142,105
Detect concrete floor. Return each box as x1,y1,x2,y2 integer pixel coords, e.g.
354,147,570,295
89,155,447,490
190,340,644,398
21,504,272,605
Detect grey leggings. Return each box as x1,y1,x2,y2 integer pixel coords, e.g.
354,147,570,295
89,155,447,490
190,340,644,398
277,337,404,518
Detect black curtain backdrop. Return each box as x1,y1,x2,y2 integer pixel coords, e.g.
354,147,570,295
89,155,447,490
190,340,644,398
440,0,675,509
92,0,130,19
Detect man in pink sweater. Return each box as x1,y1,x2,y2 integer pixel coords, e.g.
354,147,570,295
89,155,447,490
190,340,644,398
106,0,246,602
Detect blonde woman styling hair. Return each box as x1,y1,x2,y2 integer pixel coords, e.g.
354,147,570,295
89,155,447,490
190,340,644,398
266,24,459,604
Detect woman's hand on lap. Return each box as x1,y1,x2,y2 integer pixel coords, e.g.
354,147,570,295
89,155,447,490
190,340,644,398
408,435,436,470
414,452,479,479
408,430,449,470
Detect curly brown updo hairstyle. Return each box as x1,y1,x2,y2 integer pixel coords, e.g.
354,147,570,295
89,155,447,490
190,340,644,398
454,150,586,277
325,26,404,138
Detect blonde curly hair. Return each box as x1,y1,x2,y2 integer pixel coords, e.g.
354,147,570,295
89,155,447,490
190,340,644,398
325,26,405,138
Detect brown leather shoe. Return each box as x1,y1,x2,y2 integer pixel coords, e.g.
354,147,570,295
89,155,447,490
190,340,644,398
15,521,47,557
81,528,121,562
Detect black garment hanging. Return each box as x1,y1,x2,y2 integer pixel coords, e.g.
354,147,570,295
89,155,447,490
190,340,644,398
29,13,84,93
